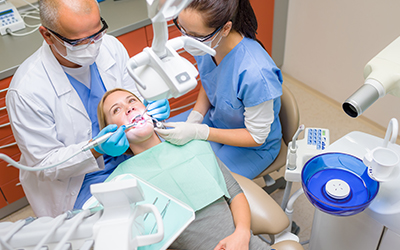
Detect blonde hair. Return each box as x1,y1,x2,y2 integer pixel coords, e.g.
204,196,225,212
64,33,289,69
97,88,142,130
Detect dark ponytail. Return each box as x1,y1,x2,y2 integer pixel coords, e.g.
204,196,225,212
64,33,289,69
187,0,258,39
232,0,258,39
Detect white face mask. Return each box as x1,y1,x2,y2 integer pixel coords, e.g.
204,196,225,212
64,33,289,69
184,31,223,56
53,40,102,67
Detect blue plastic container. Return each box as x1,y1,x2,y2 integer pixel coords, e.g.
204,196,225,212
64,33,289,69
301,152,379,216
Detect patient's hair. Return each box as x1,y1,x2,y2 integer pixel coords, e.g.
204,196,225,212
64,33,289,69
97,88,142,130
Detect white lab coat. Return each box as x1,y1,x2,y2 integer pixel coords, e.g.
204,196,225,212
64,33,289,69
6,34,141,217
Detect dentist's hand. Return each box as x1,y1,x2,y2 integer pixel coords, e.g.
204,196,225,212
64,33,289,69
155,122,209,145
143,99,170,121
94,124,129,157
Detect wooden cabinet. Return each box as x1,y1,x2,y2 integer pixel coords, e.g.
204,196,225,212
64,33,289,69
0,76,25,211
116,27,148,57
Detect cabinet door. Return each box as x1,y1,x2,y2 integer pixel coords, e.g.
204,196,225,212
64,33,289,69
379,229,400,250
2,178,25,204
0,192,7,209
250,0,275,55
117,27,148,57
0,76,23,209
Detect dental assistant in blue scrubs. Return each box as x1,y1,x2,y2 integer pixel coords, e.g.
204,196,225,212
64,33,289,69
156,0,283,179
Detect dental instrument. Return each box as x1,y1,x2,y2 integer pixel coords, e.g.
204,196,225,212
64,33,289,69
126,0,216,101
81,117,144,152
144,197,159,221
150,199,170,234
142,104,150,116
0,117,144,172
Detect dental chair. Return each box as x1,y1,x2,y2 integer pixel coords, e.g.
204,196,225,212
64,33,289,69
253,84,300,193
232,172,304,250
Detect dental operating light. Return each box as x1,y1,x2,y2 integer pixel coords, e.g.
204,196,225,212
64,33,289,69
126,0,216,101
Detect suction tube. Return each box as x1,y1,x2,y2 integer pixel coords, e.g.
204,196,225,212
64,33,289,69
342,82,380,118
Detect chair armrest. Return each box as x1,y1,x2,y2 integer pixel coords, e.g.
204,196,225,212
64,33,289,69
231,172,290,235
271,240,304,250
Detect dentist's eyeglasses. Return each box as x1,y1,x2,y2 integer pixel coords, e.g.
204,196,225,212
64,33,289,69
173,17,223,42
46,17,108,50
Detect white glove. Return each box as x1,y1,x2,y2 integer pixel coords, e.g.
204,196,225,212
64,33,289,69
186,110,204,124
155,122,209,145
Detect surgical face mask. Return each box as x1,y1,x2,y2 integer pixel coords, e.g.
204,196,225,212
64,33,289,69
184,31,223,56
53,39,102,67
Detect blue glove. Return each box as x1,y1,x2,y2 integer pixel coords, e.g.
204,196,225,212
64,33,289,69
94,124,129,157
143,99,170,121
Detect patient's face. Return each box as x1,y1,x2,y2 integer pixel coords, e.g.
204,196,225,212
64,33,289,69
103,90,154,142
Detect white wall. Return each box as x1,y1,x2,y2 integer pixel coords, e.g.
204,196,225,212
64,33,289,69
282,0,400,128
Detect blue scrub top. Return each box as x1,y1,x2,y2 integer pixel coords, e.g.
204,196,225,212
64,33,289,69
195,37,283,176
66,63,129,209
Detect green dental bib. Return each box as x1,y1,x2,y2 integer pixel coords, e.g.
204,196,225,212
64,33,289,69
106,140,230,211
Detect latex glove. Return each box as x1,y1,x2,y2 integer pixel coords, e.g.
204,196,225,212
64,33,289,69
94,124,129,157
143,99,170,121
155,122,209,145
186,110,204,124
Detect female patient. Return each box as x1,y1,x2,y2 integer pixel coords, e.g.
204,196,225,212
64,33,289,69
96,88,272,250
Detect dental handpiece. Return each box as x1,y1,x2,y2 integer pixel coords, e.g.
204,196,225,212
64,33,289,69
81,117,142,152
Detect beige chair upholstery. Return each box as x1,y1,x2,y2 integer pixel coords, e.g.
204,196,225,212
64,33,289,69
232,172,304,250
271,240,304,250
254,84,300,181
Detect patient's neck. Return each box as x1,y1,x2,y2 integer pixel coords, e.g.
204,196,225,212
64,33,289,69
130,133,161,155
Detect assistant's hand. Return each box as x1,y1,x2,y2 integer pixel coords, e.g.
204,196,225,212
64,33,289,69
94,124,129,157
143,99,170,121
186,110,204,124
155,122,209,145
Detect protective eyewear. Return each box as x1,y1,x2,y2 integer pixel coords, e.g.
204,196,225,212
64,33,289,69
173,17,223,42
46,17,108,50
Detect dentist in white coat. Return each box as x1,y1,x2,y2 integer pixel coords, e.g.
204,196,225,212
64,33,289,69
6,0,170,217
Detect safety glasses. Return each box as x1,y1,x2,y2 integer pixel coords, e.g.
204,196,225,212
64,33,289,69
46,17,108,50
173,17,223,42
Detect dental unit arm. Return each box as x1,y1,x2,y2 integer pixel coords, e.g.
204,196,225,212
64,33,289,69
343,35,400,118
126,0,216,101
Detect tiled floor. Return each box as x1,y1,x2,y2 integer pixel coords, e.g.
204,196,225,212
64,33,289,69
0,73,387,249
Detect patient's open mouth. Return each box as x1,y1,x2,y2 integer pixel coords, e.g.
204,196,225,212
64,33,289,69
128,114,147,129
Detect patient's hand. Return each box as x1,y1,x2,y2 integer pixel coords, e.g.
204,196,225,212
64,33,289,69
213,227,250,250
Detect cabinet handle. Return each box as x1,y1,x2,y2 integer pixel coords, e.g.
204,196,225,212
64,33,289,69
0,122,10,128
0,88,8,94
0,142,17,150
0,106,6,111
15,182,21,187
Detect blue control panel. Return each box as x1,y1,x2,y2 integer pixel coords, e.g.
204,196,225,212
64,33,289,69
307,128,328,150
1,8,17,27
